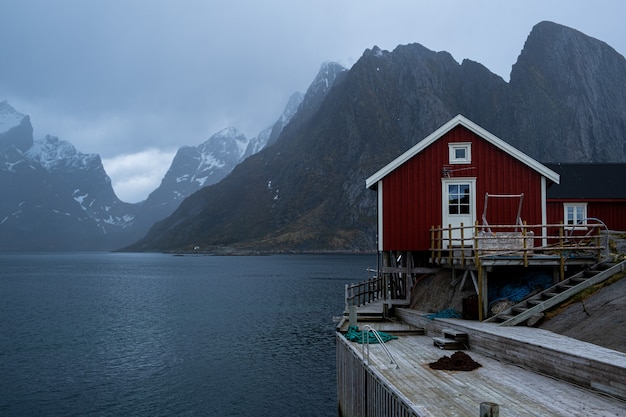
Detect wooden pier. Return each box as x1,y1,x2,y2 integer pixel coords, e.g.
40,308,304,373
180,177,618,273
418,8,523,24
337,314,626,417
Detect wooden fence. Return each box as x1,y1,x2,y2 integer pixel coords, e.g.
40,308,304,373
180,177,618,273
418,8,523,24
345,269,383,311
429,220,608,267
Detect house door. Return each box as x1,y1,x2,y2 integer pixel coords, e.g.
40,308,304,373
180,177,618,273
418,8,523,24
442,179,476,248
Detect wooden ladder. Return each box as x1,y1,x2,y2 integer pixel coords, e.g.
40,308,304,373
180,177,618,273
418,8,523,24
485,260,626,326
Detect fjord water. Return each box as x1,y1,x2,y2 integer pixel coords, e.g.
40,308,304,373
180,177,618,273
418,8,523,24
0,252,375,417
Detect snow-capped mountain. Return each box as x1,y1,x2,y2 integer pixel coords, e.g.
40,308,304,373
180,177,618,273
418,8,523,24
0,103,138,250
0,63,324,251
132,93,305,234
137,127,249,221
26,135,136,228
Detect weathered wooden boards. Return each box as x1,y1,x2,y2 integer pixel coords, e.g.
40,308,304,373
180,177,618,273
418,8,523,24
396,308,626,402
337,329,626,417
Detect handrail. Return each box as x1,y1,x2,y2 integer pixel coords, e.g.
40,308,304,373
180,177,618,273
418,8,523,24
344,274,383,312
429,221,607,261
361,325,399,369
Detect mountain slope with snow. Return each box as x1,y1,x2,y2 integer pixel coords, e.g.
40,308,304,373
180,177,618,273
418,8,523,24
0,107,138,250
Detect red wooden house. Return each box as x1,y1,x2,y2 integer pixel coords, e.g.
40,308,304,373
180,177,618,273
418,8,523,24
366,114,560,256
362,115,619,320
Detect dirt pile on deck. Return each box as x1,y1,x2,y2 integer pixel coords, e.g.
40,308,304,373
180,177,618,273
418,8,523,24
429,351,482,371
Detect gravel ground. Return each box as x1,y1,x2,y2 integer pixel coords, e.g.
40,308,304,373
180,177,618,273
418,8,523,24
538,274,626,353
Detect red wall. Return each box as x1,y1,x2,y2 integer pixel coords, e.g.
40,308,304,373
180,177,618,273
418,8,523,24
381,125,545,251
547,199,626,232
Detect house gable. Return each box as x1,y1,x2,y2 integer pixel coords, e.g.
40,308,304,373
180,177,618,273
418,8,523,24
366,115,559,188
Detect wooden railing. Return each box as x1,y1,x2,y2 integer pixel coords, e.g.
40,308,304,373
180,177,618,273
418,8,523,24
429,220,609,267
344,269,383,311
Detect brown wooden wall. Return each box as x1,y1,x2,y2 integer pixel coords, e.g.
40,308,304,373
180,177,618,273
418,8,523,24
380,125,546,251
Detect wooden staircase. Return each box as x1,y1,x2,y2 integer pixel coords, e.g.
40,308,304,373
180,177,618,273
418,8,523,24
433,328,469,350
485,260,626,326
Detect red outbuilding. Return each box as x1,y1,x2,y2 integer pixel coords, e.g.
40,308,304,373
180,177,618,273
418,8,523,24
545,163,626,232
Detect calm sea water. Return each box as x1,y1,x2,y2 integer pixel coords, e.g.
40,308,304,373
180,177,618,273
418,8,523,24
0,252,375,417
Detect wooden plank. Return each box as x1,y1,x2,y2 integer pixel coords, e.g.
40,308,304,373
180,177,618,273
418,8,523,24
432,337,466,350
442,328,468,341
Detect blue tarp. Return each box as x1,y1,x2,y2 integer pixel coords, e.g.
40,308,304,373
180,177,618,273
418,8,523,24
426,308,462,320
488,272,553,308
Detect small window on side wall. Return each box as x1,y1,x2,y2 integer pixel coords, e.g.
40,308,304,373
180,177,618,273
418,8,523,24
449,143,471,164
564,203,587,228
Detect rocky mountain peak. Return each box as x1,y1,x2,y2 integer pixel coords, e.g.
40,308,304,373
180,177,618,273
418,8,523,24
200,126,248,159
512,21,626,92
0,101,33,153
26,135,101,173
0,100,25,131
508,21,626,162
298,61,346,115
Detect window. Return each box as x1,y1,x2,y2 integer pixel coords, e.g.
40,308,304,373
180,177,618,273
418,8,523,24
564,203,587,226
449,143,471,164
448,184,471,215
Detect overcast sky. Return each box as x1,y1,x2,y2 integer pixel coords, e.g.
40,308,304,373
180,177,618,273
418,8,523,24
1,1,624,202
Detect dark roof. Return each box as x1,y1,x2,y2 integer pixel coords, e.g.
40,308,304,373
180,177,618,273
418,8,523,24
545,163,626,199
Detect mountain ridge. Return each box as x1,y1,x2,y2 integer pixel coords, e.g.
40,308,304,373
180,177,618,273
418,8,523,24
126,21,626,253
0,89,305,250
2,21,625,252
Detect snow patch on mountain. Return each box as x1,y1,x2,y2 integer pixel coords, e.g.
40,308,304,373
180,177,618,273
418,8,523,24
26,135,99,172
199,151,227,170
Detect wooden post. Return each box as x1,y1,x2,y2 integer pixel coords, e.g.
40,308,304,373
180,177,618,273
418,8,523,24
474,221,480,266
522,221,528,267
349,305,357,327
406,252,414,305
436,225,442,265
558,222,565,281
596,225,602,262
460,222,465,266
480,402,499,416
382,251,390,317
447,224,453,265
477,262,484,321
345,283,349,314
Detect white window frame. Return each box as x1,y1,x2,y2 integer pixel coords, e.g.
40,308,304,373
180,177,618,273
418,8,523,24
563,202,587,229
448,142,471,164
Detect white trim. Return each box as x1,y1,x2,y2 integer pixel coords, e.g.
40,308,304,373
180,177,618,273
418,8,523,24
377,182,383,251
541,176,548,247
564,202,588,229
441,177,476,248
448,142,472,164
365,114,560,189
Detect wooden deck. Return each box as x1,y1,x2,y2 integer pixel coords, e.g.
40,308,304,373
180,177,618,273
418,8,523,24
337,317,626,417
